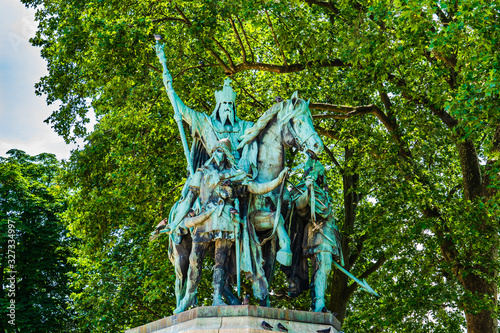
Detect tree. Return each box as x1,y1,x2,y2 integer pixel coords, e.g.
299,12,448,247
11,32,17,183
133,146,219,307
22,0,500,332
0,149,75,332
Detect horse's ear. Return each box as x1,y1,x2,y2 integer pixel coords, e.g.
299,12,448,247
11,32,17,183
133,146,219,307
307,98,310,106
291,91,299,106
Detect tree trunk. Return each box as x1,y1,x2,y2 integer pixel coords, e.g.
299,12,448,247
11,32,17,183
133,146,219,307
329,269,349,322
328,146,359,324
462,273,498,333
456,137,499,333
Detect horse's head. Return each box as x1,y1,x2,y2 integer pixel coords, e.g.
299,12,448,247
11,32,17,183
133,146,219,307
279,91,324,158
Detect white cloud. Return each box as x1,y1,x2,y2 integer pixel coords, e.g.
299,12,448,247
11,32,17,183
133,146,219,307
0,0,78,160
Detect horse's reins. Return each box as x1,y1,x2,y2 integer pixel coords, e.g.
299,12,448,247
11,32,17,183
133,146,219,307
260,171,288,246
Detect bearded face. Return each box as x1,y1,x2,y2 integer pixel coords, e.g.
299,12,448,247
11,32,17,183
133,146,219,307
211,148,226,168
218,101,235,127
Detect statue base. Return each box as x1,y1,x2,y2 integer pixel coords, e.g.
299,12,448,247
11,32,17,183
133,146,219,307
125,305,341,333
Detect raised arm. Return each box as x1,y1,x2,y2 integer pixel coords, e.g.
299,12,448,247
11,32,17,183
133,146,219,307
162,72,203,127
154,40,202,127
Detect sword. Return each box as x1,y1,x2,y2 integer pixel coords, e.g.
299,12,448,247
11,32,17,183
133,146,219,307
154,36,194,175
331,261,379,297
231,199,241,297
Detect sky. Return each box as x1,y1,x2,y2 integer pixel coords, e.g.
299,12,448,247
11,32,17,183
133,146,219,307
0,0,81,160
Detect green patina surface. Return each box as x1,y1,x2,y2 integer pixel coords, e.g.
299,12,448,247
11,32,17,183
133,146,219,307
152,38,375,317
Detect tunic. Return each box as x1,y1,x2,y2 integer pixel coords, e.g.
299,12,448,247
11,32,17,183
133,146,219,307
189,165,248,243
291,182,341,256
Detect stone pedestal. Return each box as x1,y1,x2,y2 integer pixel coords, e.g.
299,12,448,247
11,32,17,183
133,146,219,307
125,305,341,333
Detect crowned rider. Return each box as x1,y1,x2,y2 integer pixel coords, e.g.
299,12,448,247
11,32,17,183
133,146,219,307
163,74,257,175
161,69,258,307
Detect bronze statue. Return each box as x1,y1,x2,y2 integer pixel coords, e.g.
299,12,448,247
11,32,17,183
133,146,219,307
152,36,377,314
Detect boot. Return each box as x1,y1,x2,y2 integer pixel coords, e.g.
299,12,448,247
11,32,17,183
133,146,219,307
212,267,228,306
313,297,327,313
223,282,241,305
313,270,328,312
252,276,269,302
259,295,270,307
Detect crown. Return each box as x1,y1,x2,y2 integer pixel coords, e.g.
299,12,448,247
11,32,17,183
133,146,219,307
215,78,237,105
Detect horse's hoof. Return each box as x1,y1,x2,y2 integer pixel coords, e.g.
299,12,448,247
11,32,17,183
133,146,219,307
314,298,326,312
173,306,184,314
276,249,292,266
259,298,270,307
174,296,193,314
212,298,227,307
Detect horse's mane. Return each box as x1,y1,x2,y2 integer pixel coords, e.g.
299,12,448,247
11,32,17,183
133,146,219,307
237,96,310,150
237,101,284,149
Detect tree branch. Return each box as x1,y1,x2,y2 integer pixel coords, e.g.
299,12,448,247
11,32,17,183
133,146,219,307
378,90,392,116
304,0,340,14
152,17,187,23
388,75,458,129
174,63,218,78
419,205,462,281
147,92,162,114
207,48,233,74
484,124,500,199
148,64,162,73
315,125,340,140
435,5,452,26
231,59,346,73
324,144,343,171
359,254,387,280
237,15,255,63
349,234,368,268
346,254,386,298
173,4,192,27
265,10,288,66
229,16,247,64
131,294,162,319
311,103,357,114
211,37,236,70
229,76,266,111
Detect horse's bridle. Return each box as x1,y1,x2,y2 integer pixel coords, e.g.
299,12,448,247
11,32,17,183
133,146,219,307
285,119,318,156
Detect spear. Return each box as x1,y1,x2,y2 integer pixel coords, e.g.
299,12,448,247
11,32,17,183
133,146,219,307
154,35,194,175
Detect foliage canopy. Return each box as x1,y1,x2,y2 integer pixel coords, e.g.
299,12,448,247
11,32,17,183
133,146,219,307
21,0,500,332
0,150,75,332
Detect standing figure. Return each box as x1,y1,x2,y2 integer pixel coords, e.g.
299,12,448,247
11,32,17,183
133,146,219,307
291,158,342,312
173,139,288,314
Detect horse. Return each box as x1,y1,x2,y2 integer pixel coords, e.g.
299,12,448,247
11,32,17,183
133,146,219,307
166,91,323,308
236,91,324,303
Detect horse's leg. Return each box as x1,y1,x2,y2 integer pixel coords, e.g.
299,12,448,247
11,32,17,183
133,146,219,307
251,211,292,266
173,241,190,307
174,241,209,314
221,243,241,305
274,213,292,266
257,237,276,307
